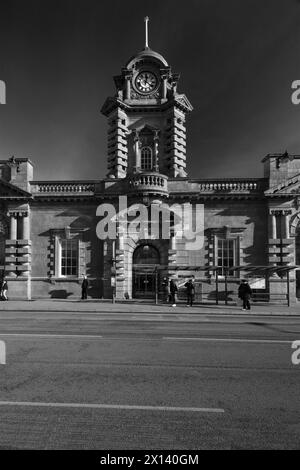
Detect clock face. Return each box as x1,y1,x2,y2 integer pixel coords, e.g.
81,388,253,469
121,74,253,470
135,71,158,94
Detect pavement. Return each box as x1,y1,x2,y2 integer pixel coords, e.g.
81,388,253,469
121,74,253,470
0,308,299,449
0,298,299,315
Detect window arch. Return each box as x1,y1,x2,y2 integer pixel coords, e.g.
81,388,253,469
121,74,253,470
141,147,153,171
133,244,160,265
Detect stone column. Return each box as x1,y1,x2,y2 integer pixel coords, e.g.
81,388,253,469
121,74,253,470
171,234,176,250
6,212,17,277
162,75,168,100
134,131,141,172
17,210,31,279
125,76,131,100
22,212,30,240
271,212,277,239
285,212,290,239
115,226,125,299
118,231,124,251
154,131,159,172
10,214,17,240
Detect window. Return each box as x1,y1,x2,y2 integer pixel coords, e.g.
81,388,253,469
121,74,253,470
141,147,152,171
217,238,236,276
133,244,160,265
59,238,79,277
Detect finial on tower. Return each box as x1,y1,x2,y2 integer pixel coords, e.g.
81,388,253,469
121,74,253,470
144,16,149,49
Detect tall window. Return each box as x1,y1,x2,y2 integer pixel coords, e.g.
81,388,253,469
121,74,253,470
0,217,7,268
60,238,78,277
217,239,236,276
141,147,152,171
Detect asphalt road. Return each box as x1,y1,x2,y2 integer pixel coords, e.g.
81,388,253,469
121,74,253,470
0,310,299,450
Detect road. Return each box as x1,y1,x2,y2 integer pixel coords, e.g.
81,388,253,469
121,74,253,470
0,309,299,449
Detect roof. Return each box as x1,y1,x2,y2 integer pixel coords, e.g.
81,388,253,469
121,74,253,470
125,47,169,69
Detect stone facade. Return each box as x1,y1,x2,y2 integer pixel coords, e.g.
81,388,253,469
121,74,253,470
0,45,299,303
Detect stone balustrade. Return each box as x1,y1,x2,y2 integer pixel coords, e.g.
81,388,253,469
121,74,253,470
129,172,168,194
198,180,264,192
30,179,264,197
31,183,96,194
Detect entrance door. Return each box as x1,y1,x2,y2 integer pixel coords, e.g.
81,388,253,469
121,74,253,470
132,244,160,299
133,272,156,299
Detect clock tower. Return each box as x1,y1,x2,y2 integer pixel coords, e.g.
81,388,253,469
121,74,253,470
101,17,193,180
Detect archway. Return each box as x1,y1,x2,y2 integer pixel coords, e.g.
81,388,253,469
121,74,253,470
132,244,160,299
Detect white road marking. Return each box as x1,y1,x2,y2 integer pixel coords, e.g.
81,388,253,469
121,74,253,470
131,315,163,320
0,401,224,413
163,337,293,344
0,341,5,364
0,334,293,344
0,334,102,339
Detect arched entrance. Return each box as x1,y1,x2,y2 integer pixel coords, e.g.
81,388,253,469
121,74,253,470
132,244,160,299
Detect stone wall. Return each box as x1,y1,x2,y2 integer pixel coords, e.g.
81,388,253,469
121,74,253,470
30,202,103,299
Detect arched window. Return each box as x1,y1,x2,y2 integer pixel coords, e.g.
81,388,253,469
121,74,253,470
133,244,160,265
141,147,152,171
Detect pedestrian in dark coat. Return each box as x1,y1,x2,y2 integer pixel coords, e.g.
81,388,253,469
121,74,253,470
81,275,89,300
162,277,170,303
238,279,252,310
169,279,178,307
185,276,195,307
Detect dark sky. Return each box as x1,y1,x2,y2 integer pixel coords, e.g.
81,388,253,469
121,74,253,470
1,0,300,181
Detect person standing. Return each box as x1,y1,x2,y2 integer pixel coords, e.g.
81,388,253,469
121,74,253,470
1,279,7,300
81,275,89,300
169,279,178,307
162,277,170,303
185,276,195,307
238,279,252,310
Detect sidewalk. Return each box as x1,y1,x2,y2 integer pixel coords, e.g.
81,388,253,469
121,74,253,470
0,299,299,315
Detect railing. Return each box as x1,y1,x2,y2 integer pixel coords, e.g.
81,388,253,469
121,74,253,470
129,172,168,194
31,182,96,194
198,180,264,192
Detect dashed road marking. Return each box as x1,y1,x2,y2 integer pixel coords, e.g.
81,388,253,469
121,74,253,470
0,401,225,413
163,337,292,344
0,334,103,339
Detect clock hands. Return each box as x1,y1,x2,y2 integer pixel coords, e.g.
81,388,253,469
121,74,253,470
136,72,157,92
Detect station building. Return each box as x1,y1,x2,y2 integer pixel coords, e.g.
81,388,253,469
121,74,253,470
0,30,299,303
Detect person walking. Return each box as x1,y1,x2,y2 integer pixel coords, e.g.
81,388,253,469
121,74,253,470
81,275,89,300
1,279,7,300
169,279,178,307
238,279,252,310
185,276,195,307
162,277,170,303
